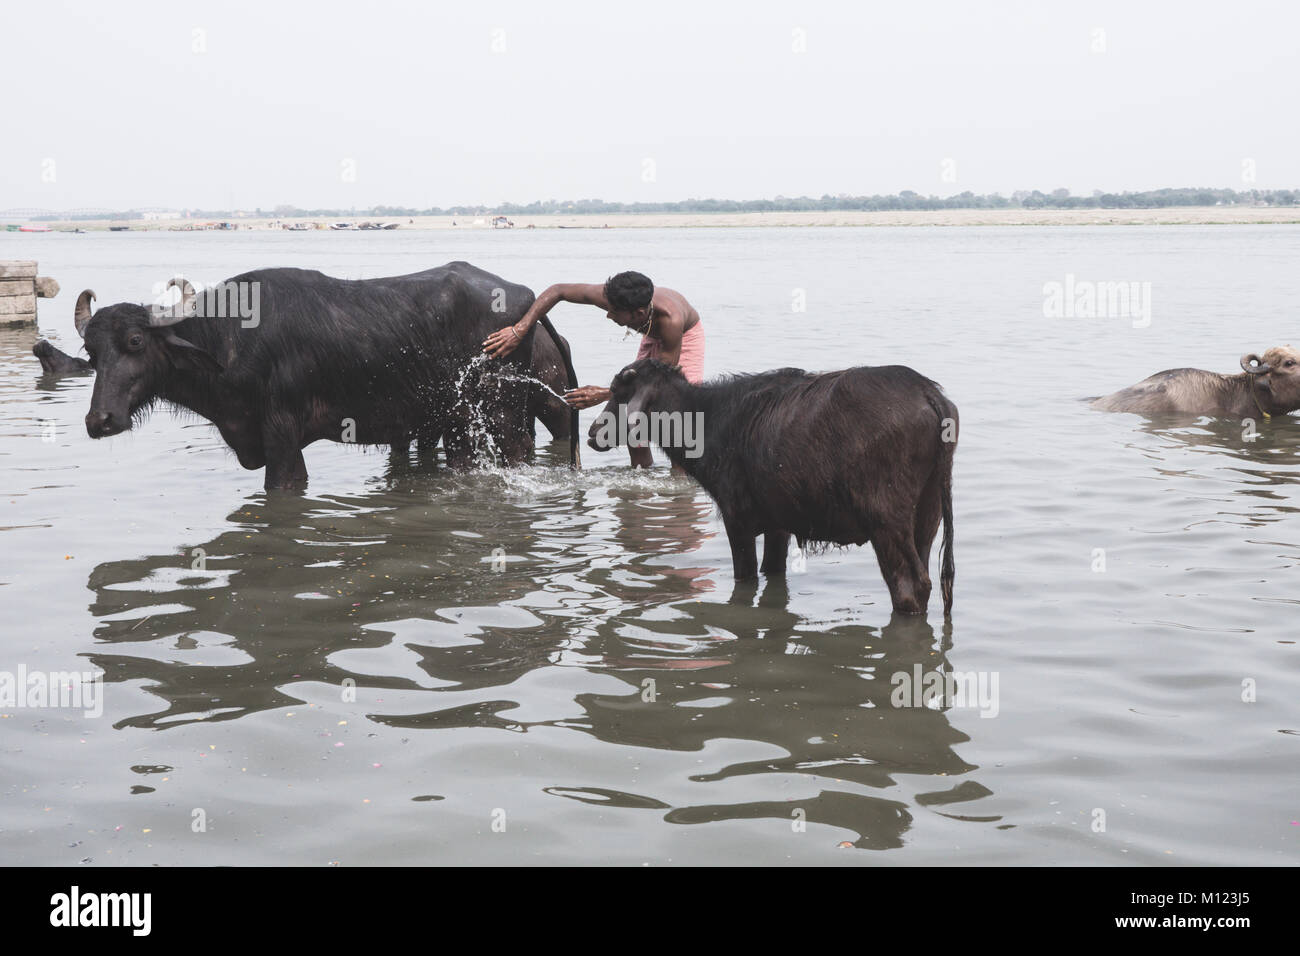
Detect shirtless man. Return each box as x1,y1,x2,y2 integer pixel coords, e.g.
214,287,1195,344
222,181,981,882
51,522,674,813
482,271,705,468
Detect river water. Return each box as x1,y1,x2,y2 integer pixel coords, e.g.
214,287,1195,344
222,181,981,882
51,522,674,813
1,225,1296,865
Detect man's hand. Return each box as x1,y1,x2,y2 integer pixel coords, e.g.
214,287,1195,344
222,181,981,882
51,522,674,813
564,385,611,409
482,323,526,359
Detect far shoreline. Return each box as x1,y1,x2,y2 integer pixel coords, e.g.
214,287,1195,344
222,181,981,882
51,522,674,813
8,206,1300,232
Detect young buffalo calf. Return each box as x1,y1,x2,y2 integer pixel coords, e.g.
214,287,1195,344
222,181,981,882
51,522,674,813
588,360,958,617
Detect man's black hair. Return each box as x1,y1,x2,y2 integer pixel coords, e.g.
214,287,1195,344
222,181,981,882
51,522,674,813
604,271,654,311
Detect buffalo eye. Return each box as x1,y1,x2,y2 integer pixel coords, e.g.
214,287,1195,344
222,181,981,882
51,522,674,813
126,332,145,351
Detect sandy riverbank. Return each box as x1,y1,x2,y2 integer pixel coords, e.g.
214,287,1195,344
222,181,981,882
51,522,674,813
15,206,1300,232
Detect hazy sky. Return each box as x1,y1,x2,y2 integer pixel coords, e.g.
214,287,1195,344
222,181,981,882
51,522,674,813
6,0,1297,210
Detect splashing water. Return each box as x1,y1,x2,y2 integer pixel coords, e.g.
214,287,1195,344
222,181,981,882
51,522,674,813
445,460,695,500
443,355,686,493
448,354,571,467
494,369,569,401
449,354,504,465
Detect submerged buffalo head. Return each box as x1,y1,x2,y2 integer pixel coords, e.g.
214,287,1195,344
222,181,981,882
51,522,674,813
587,359,687,452
1240,345,1300,414
32,339,92,374
75,281,224,438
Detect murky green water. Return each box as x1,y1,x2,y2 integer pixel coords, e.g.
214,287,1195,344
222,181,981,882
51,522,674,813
1,226,1296,864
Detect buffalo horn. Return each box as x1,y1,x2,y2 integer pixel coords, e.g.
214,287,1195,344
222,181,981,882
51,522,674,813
149,277,197,327
1240,353,1272,375
74,290,96,337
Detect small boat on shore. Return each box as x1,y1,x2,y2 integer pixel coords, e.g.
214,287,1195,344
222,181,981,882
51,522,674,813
330,221,397,231
19,224,52,233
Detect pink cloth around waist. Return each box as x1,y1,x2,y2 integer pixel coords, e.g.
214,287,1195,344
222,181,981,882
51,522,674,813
634,321,705,384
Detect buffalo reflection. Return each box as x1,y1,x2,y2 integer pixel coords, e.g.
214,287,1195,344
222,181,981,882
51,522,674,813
83,487,573,728
1128,415,1300,518
378,585,987,850
81,475,991,850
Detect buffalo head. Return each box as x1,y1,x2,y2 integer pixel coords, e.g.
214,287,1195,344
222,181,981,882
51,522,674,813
1240,345,1300,414
587,359,687,452
76,280,224,439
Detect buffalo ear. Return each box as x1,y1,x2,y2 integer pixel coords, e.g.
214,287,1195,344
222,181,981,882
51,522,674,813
162,331,223,374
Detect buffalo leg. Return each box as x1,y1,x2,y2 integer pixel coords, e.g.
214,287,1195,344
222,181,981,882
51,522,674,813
760,531,790,575
533,394,571,441
723,517,759,580
758,575,791,608
491,414,534,465
727,578,759,606
483,378,534,465
388,436,412,471
264,449,308,490
416,429,442,467
442,423,477,469
871,524,932,615
913,468,944,568
262,419,308,490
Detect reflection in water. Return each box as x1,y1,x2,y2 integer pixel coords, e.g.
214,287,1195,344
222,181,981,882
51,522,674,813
1135,413,1300,464
80,469,989,851
1128,415,1300,518
84,483,570,727
550,609,973,850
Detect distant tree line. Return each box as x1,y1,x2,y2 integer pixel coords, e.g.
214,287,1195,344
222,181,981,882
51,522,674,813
207,187,1300,217
35,187,1300,220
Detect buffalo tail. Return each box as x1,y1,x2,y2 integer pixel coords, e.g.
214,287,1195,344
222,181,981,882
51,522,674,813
537,315,580,469
938,403,956,618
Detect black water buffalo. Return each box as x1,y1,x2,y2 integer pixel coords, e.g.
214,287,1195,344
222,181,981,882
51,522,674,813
36,320,577,449
588,360,958,617
1091,346,1300,418
70,261,577,489
32,339,92,374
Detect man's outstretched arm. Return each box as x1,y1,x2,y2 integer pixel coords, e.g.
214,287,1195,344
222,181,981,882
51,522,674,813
482,283,609,358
